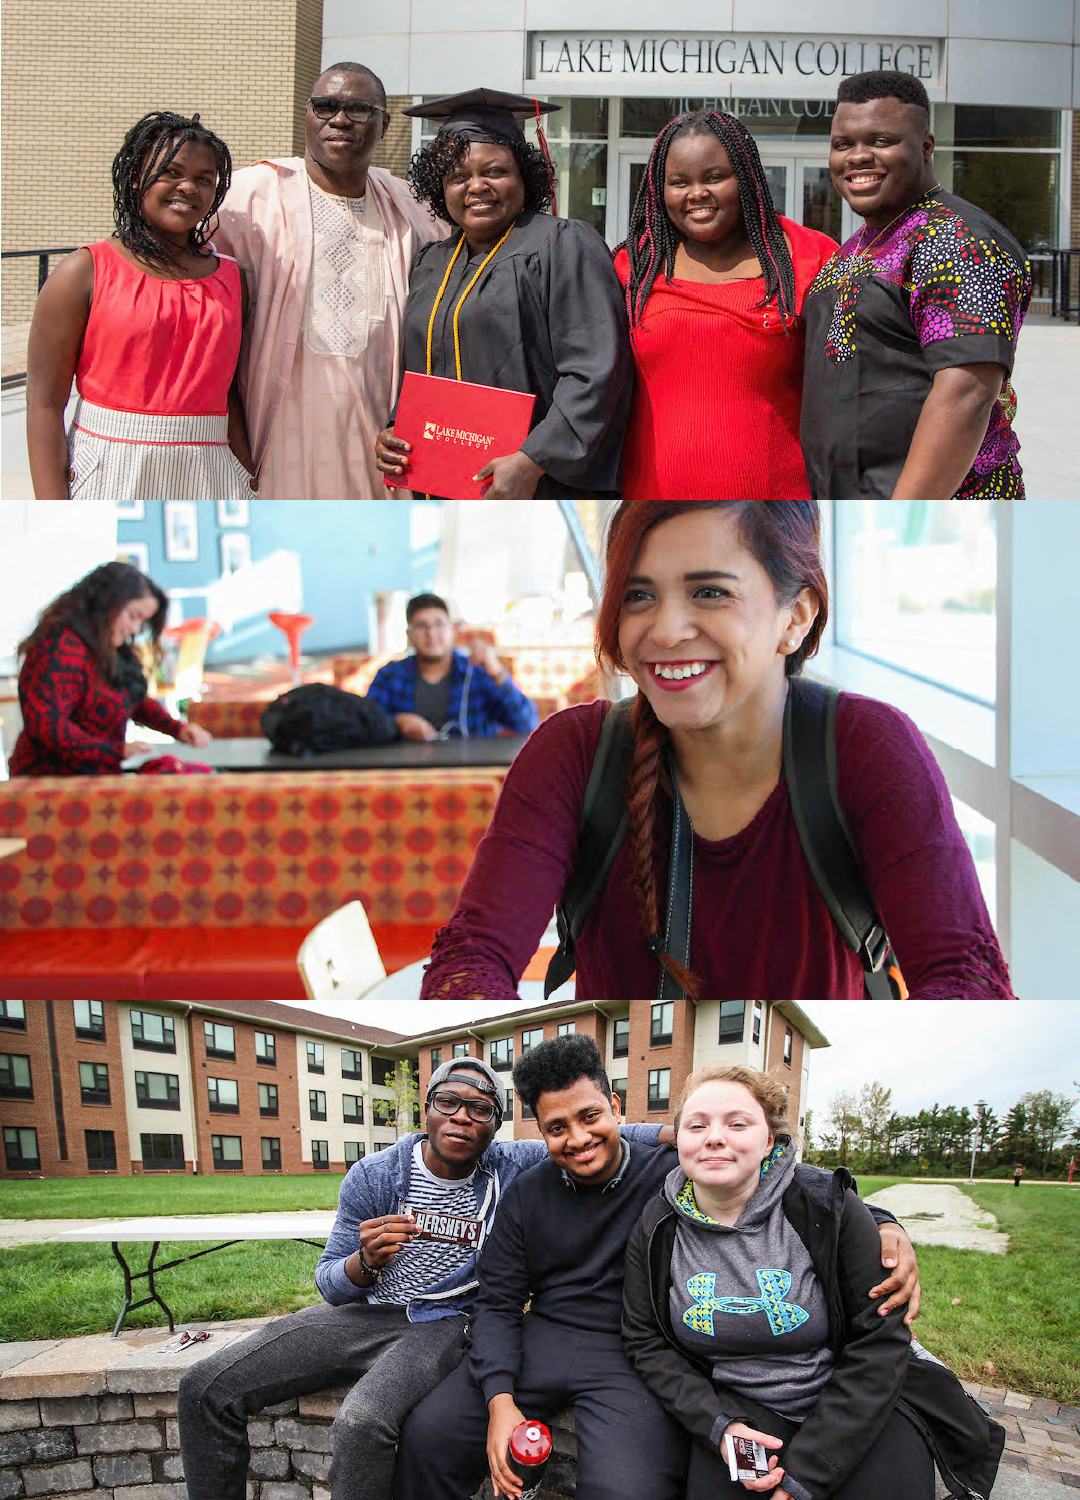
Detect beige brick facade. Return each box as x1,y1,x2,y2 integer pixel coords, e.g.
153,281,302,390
1,0,324,323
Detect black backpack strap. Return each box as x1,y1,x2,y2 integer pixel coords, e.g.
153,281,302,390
544,701,636,997
783,678,903,999
656,753,693,999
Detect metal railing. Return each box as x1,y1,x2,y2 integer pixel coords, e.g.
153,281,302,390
1,245,78,292
1029,250,1080,324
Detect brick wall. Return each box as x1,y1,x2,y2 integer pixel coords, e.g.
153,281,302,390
764,1008,804,1130
55,1001,132,1179
189,1016,307,1179
0,0,323,324
1072,111,1080,250
371,97,415,181
622,1001,694,1128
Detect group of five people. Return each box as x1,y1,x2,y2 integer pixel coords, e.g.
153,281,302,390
26,66,1031,501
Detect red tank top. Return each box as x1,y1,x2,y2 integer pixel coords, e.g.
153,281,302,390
75,239,242,416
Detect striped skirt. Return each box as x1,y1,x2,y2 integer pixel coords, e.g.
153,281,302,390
67,399,256,500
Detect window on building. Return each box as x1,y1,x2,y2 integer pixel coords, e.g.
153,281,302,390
130,1010,175,1052
140,1133,184,1170
784,1027,793,1067
79,1061,110,1105
504,1086,514,1121
135,1071,181,1110
307,1041,325,1074
557,1022,575,1036
204,1022,235,1060
262,1137,281,1171
255,1031,276,1066
85,1129,117,1172
372,1098,396,1126
718,1001,745,1045
752,1001,763,1047
374,1141,390,1151
341,1049,363,1080
212,1135,243,1171
343,1094,364,1124
0,1000,27,1031
611,1077,628,1112
371,1057,395,1087
207,1077,239,1113
344,1141,365,1165
612,1017,630,1058
0,1054,32,1100
258,1083,278,1117
73,999,105,1041
430,1046,443,1068
452,1043,470,1059
521,1028,543,1054
312,1140,330,1170
309,1090,327,1122
3,1126,39,1171
651,1003,673,1047
648,1069,671,1112
490,1037,514,1070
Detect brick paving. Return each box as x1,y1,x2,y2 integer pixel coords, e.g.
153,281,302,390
959,1382,1080,1488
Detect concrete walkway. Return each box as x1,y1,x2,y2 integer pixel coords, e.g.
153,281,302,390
866,1183,1010,1252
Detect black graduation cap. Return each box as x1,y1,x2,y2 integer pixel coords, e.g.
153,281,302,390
402,88,561,145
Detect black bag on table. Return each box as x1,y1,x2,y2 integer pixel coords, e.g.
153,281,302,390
260,684,397,756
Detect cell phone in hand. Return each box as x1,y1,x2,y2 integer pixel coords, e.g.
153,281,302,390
727,1435,771,1482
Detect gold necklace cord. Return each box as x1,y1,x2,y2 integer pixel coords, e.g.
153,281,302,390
425,234,467,377
451,225,515,381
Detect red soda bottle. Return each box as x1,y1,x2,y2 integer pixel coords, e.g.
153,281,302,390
507,1419,552,1498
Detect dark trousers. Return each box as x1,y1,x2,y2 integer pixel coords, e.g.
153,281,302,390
686,1406,935,1500
177,1301,469,1500
394,1313,689,1500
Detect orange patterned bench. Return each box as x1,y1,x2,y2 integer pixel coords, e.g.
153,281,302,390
0,770,504,1001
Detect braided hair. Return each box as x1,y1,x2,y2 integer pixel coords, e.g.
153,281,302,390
112,111,232,270
619,110,796,332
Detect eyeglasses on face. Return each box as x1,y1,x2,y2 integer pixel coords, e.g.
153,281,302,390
429,1090,498,1123
308,96,387,123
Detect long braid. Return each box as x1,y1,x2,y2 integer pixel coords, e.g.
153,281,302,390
112,111,232,271
623,694,699,999
617,109,797,332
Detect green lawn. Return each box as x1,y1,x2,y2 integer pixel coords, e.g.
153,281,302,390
1,1176,1076,1402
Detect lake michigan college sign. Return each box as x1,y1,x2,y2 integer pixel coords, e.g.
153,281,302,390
526,34,944,97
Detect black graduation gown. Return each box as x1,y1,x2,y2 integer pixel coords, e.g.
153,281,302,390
400,210,632,497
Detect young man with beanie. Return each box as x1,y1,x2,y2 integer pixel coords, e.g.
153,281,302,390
177,1056,666,1500
395,1035,920,1500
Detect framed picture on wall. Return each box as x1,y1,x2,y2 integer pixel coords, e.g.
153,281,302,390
163,501,198,562
220,531,251,576
116,542,150,573
115,498,145,520
217,497,250,527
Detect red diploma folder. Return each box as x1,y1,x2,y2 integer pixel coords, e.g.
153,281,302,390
389,372,536,499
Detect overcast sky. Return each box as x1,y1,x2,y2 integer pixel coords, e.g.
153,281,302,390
799,1000,1080,1121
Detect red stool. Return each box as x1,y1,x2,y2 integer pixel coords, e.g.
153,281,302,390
268,611,315,686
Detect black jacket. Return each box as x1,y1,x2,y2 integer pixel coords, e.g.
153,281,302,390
622,1163,1004,1500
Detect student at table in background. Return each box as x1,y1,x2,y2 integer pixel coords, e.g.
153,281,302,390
10,562,211,776
366,593,538,742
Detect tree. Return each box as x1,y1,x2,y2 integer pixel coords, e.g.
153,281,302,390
1021,1090,1078,1172
827,1090,860,1167
389,1060,419,1140
802,1108,814,1154
857,1082,893,1171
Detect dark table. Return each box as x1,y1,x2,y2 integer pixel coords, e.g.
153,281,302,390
123,735,529,773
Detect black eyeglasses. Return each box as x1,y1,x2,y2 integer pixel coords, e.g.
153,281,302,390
429,1090,498,1124
308,96,387,124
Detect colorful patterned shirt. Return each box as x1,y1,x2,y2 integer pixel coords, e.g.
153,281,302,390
800,189,1031,498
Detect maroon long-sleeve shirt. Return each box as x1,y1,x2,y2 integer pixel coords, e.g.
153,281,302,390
420,695,1014,1001
11,626,184,776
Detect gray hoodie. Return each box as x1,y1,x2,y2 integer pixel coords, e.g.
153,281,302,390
666,1142,834,1419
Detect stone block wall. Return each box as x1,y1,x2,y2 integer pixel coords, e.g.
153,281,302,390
0,1322,578,1499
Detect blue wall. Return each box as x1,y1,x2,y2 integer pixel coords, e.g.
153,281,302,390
117,500,440,663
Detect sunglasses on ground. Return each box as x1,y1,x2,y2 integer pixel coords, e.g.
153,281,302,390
429,1090,498,1123
309,97,388,123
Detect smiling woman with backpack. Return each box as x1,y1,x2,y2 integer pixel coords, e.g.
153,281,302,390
420,500,1014,1000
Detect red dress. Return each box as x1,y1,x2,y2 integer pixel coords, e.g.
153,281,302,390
614,217,838,500
75,240,242,416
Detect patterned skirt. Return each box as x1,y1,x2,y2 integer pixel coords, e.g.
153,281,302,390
67,399,256,500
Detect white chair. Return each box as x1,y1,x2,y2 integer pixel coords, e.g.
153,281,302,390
297,900,387,1005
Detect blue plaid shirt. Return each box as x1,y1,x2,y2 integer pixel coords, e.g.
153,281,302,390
366,650,539,739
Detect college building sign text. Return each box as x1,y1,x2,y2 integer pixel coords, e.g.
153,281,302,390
527,34,942,97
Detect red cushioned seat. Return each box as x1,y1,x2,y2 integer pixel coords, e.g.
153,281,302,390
0,923,439,1001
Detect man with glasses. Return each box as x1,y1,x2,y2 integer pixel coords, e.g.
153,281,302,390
178,1056,666,1500
214,62,447,498
367,592,538,742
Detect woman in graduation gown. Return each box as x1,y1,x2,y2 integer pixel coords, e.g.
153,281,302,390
374,89,632,499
